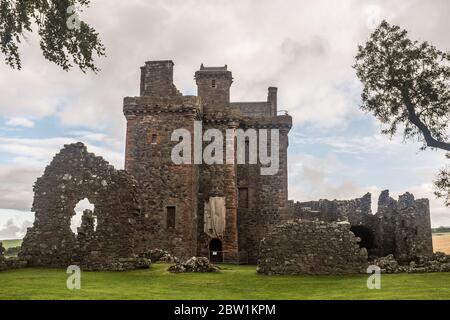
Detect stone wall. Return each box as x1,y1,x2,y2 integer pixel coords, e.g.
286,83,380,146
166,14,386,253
124,98,200,260
257,219,368,275
20,143,148,271
0,243,6,271
288,190,433,263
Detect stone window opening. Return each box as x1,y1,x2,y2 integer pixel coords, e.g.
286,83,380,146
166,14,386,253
244,139,250,164
151,133,158,145
71,198,95,234
211,79,216,88
166,206,176,229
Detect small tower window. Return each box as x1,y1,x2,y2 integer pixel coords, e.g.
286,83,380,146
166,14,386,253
211,79,216,88
245,139,250,163
238,188,249,208
151,134,157,144
166,206,176,229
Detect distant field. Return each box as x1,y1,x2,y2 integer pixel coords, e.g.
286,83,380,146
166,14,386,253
433,233,450,254
0,239,22,250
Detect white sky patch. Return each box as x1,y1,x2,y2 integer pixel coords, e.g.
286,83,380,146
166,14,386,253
364,4,383,29
0,209,34,240
71,199,95,234
5,117,35,128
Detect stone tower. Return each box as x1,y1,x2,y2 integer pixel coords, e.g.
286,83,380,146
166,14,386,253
195,64,233,112
194,65,240,263
124,60,199,259
123,60,292,263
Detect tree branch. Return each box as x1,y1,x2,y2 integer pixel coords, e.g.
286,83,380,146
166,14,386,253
402,90,450,151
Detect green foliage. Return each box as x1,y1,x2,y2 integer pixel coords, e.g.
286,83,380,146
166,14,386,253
4,246,21,256
0,0,105,72
432,226,450,234
2,264,450,299
354,20,450,151
434,153,450,207
354,20,450,206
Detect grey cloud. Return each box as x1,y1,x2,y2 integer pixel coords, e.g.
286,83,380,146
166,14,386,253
0,167,39,211
0,219,32,240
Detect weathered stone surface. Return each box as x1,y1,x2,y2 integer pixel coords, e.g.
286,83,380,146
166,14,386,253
257,219,368,275
372,254,400,273
373,252,450,273
142,248,179,264
20,142,147,271
168,256,219,273
0,243,6,271
288,190,433,262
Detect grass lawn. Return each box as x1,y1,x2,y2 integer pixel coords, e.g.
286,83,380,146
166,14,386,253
1,263,450,300
0,239,22,250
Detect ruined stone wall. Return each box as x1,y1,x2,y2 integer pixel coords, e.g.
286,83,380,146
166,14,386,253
288,190,433,262
257,219,368,275
0,243,6,271
377,191,433,263
288,193,372,223
20,143,146,271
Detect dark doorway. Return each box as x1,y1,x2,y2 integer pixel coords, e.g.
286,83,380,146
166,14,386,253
350,225,375,250
209,238,223,263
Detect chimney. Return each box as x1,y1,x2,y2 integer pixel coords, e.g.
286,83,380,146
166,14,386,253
140,60,178,97
267,87,278,116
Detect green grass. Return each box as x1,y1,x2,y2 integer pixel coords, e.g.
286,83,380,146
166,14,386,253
1,263,450,300
0,239,22,250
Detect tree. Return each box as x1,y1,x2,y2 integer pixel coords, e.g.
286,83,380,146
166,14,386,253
0,0,105,72
354,20,450,206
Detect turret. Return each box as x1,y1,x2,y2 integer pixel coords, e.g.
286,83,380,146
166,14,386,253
195,64,233,113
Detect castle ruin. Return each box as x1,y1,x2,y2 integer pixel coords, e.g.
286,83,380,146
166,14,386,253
17,60,434,272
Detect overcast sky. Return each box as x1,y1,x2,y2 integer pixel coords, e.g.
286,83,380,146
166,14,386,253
0,0,449,239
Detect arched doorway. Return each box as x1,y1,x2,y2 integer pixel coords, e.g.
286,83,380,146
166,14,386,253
350,225,375,251
209,238,223,263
